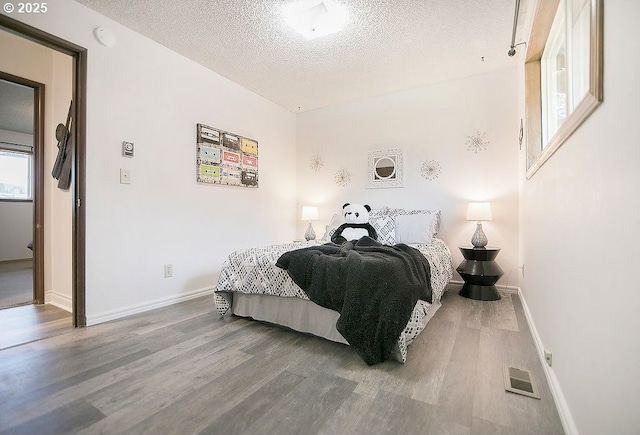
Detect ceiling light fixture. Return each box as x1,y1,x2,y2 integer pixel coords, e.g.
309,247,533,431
283,0,348,41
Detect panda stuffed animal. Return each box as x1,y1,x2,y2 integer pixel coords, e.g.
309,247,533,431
331,203,378,244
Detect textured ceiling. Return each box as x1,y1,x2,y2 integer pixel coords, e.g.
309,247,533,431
0,79,34,134
76,0,528,112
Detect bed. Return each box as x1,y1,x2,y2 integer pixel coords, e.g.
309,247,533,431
214,207,453,364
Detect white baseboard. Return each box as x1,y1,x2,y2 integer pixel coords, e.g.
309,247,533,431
47,290,73,313
517,288,578,435
86,286,215,326
0,258,32,264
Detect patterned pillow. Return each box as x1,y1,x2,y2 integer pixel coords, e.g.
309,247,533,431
370,215,396,245
369,207,390,219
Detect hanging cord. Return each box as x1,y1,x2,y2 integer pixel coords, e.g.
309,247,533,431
502,265,524,294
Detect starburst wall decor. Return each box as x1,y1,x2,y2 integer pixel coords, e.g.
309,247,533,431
334,167,351,187
466,131,490,153
309,154,324,172
421,160,441,181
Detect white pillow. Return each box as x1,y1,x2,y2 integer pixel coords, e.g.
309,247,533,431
394,214,435,244
321,213,344,242
384,208,441,236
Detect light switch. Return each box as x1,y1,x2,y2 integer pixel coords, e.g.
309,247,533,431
120,168,131,184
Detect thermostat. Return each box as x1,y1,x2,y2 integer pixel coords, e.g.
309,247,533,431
122,141,134,157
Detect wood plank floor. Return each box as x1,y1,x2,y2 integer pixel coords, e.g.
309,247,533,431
0,290,564,435
0,260,33,309
0,304,72,350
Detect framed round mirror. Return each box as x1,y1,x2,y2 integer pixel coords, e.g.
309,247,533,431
367,149,403,188
374,157,396,179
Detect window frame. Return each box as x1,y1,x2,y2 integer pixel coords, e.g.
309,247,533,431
525,0,603,178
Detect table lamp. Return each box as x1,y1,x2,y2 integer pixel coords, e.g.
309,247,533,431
466,202,492,248
301,206,319,241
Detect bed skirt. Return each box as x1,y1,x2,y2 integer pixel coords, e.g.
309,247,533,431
218,292,442,362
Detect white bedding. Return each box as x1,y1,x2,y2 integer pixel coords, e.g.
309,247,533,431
214,238,453,363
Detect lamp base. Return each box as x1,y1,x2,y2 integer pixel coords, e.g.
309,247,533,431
471,222,488,248
304,222,316,241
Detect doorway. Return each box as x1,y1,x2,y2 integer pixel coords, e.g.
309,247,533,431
0,72,43,309
0,15,87,327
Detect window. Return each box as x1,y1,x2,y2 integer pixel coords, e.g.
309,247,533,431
525,0,603,178
0,146,33,200
541,3,567,145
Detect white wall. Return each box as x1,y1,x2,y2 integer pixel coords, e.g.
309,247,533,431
46,50,73,310
2,0,298,323
297,68,520,285
0,129,33,262
519,1,640,434
0,199,32,261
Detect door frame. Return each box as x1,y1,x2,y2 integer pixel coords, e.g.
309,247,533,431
1,14,87,327
0,70,45,305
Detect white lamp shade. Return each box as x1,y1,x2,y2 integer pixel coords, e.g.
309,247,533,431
301,205,319,221
466,202,492,221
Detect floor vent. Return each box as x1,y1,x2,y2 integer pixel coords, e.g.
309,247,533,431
503,366,540,399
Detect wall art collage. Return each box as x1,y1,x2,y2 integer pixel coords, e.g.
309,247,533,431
196,123,258,188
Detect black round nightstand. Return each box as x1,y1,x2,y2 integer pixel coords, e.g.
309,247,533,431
456,247,504,301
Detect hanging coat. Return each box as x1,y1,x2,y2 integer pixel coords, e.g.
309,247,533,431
57,132,73,190
52,100,73,190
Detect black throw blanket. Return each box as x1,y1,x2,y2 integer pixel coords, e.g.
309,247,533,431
276,236,432,365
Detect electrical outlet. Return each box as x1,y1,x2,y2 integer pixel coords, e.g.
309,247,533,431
164,264,173,278
544,349,552,367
